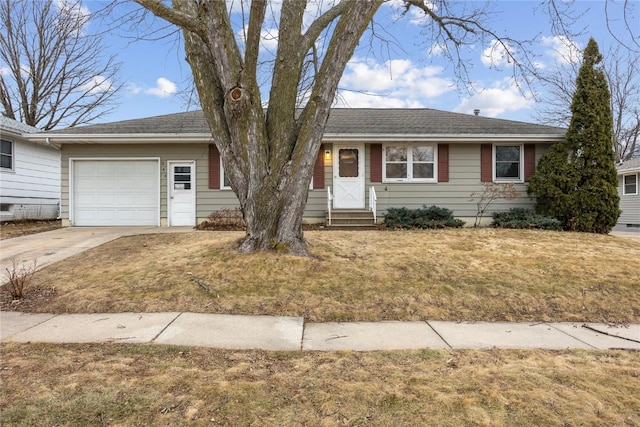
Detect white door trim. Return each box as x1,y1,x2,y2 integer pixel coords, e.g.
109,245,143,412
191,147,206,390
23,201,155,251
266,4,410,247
332,143,365,209
167,160,196,227
69,157,161,226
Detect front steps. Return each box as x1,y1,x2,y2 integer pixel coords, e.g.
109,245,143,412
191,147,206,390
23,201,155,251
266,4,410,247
325,209,378,230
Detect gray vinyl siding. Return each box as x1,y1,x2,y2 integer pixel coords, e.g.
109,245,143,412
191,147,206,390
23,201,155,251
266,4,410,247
61,143,222,221
372,144,524,218
61,143,321,223
618,173,640,226
316,143,549,220
61,141,552,225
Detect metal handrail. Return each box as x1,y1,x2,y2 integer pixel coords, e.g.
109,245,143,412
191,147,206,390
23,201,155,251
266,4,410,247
327,186,333,226
369,186,377,224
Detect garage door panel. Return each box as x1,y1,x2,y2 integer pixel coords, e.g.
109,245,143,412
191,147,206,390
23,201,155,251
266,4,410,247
75,193,97,205
137,178,156,191
73,160,159,226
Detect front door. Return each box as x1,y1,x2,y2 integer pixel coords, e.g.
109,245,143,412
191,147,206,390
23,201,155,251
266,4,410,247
168,161,196,226
333,144,365,209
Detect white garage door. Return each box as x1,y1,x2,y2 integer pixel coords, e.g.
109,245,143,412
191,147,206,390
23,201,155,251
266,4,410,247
72,159,159,226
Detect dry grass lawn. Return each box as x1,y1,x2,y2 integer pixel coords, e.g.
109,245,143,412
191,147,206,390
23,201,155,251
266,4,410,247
2,228,639,323
2,228,639,426
0,220,61,240
1,343,639,426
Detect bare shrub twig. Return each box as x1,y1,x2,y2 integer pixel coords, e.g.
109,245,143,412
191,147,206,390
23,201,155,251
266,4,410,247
469,183,520,227
4,259,38,299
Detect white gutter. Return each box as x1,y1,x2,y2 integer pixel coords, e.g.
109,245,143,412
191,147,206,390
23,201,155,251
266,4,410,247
321,133,566,142
29,132,565,144
27,133,214,144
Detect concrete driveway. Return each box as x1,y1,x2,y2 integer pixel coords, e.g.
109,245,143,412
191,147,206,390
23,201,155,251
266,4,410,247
610,231,640,243
1,227,194,274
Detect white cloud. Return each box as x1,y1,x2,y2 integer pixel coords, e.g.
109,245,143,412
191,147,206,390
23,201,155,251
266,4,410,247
144,78,178,98
335,57,454,107
541,35,582,65
429,42,446,57
386,0,436,25
82,75,112,94
0,66,10,76
54,0,91,33
481,39,514,68
260,28,279,52
453,78,534,117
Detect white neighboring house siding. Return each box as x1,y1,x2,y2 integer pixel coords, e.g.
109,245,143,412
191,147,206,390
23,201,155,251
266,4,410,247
0,118,61,221
617,160,640,228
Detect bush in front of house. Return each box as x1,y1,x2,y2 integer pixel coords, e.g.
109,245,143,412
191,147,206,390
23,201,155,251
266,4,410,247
492,208,562,230
196,207,246,231
384,205,465,229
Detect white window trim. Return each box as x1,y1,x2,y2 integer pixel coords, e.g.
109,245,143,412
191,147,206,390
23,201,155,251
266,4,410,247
220,158,314,190
220,159,232,190
382,143,438,183
623,173,638,195
1,139,14,171
493,143,524,183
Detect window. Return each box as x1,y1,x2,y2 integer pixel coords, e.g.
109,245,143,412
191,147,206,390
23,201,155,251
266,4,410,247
220,160,232,190
173,166,192,190
338,148,359,177
494,144,522,182
1,140,13,170
383,144,436,182
623,174,638,195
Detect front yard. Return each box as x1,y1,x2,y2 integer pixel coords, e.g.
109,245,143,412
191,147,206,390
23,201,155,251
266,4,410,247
2,228,639,426
2,228,639,323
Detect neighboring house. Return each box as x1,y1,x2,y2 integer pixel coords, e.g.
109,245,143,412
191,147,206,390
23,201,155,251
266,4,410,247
29,109,565,227
616,157,640,230
0,116,61,222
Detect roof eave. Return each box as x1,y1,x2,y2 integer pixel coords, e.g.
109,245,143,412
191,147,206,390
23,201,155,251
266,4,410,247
27,133,214,144
322,133,566,142
28,132,566,144
618,167,640,174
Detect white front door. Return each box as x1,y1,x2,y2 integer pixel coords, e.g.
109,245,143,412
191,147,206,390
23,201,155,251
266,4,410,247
168,161,196,226
333,144,365,209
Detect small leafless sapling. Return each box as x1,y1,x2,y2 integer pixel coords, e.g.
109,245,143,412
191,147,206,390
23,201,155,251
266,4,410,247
469,183,520,227
4,259,38,299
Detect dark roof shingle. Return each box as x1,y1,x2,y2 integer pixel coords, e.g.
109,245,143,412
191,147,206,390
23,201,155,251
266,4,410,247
42,108,566,136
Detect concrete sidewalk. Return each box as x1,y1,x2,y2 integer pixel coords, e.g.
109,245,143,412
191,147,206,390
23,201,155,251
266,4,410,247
2,311,638,351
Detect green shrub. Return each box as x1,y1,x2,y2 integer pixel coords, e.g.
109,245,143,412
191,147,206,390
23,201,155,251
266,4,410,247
384,205,465,229
492,208,562,230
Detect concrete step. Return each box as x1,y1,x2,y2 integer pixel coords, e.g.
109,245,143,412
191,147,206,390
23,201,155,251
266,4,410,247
325,210,378,229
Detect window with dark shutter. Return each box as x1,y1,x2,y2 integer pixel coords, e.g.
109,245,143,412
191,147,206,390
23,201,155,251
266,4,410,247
208,144,220,189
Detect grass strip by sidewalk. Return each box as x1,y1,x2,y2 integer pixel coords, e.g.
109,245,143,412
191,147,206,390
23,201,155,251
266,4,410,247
1,343,639,426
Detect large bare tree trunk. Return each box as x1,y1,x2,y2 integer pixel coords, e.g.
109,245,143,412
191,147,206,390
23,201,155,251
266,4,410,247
138,0,381,255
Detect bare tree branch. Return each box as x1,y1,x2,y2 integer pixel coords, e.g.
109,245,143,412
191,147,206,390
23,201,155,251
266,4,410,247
133,0,204,36
0,0,122,129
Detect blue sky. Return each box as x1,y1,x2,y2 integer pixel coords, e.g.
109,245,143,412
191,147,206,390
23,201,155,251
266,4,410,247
88,1,637,125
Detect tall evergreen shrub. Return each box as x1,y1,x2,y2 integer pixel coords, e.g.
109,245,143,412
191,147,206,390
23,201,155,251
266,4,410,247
528,38,620,233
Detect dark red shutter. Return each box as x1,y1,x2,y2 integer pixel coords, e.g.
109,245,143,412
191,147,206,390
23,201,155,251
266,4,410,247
437,144,449,182
524,144,535,182
370,144,382,182
313,144,325,189
208,144,220,189
480,144,493,182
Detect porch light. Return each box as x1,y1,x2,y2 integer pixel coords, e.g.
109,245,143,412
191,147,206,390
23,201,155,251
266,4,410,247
324,150,331,160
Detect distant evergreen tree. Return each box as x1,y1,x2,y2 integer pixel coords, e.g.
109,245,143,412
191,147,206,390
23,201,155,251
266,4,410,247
529,38,620,233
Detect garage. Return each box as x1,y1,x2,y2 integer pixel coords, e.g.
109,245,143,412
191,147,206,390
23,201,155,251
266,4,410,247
71,159,160,226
